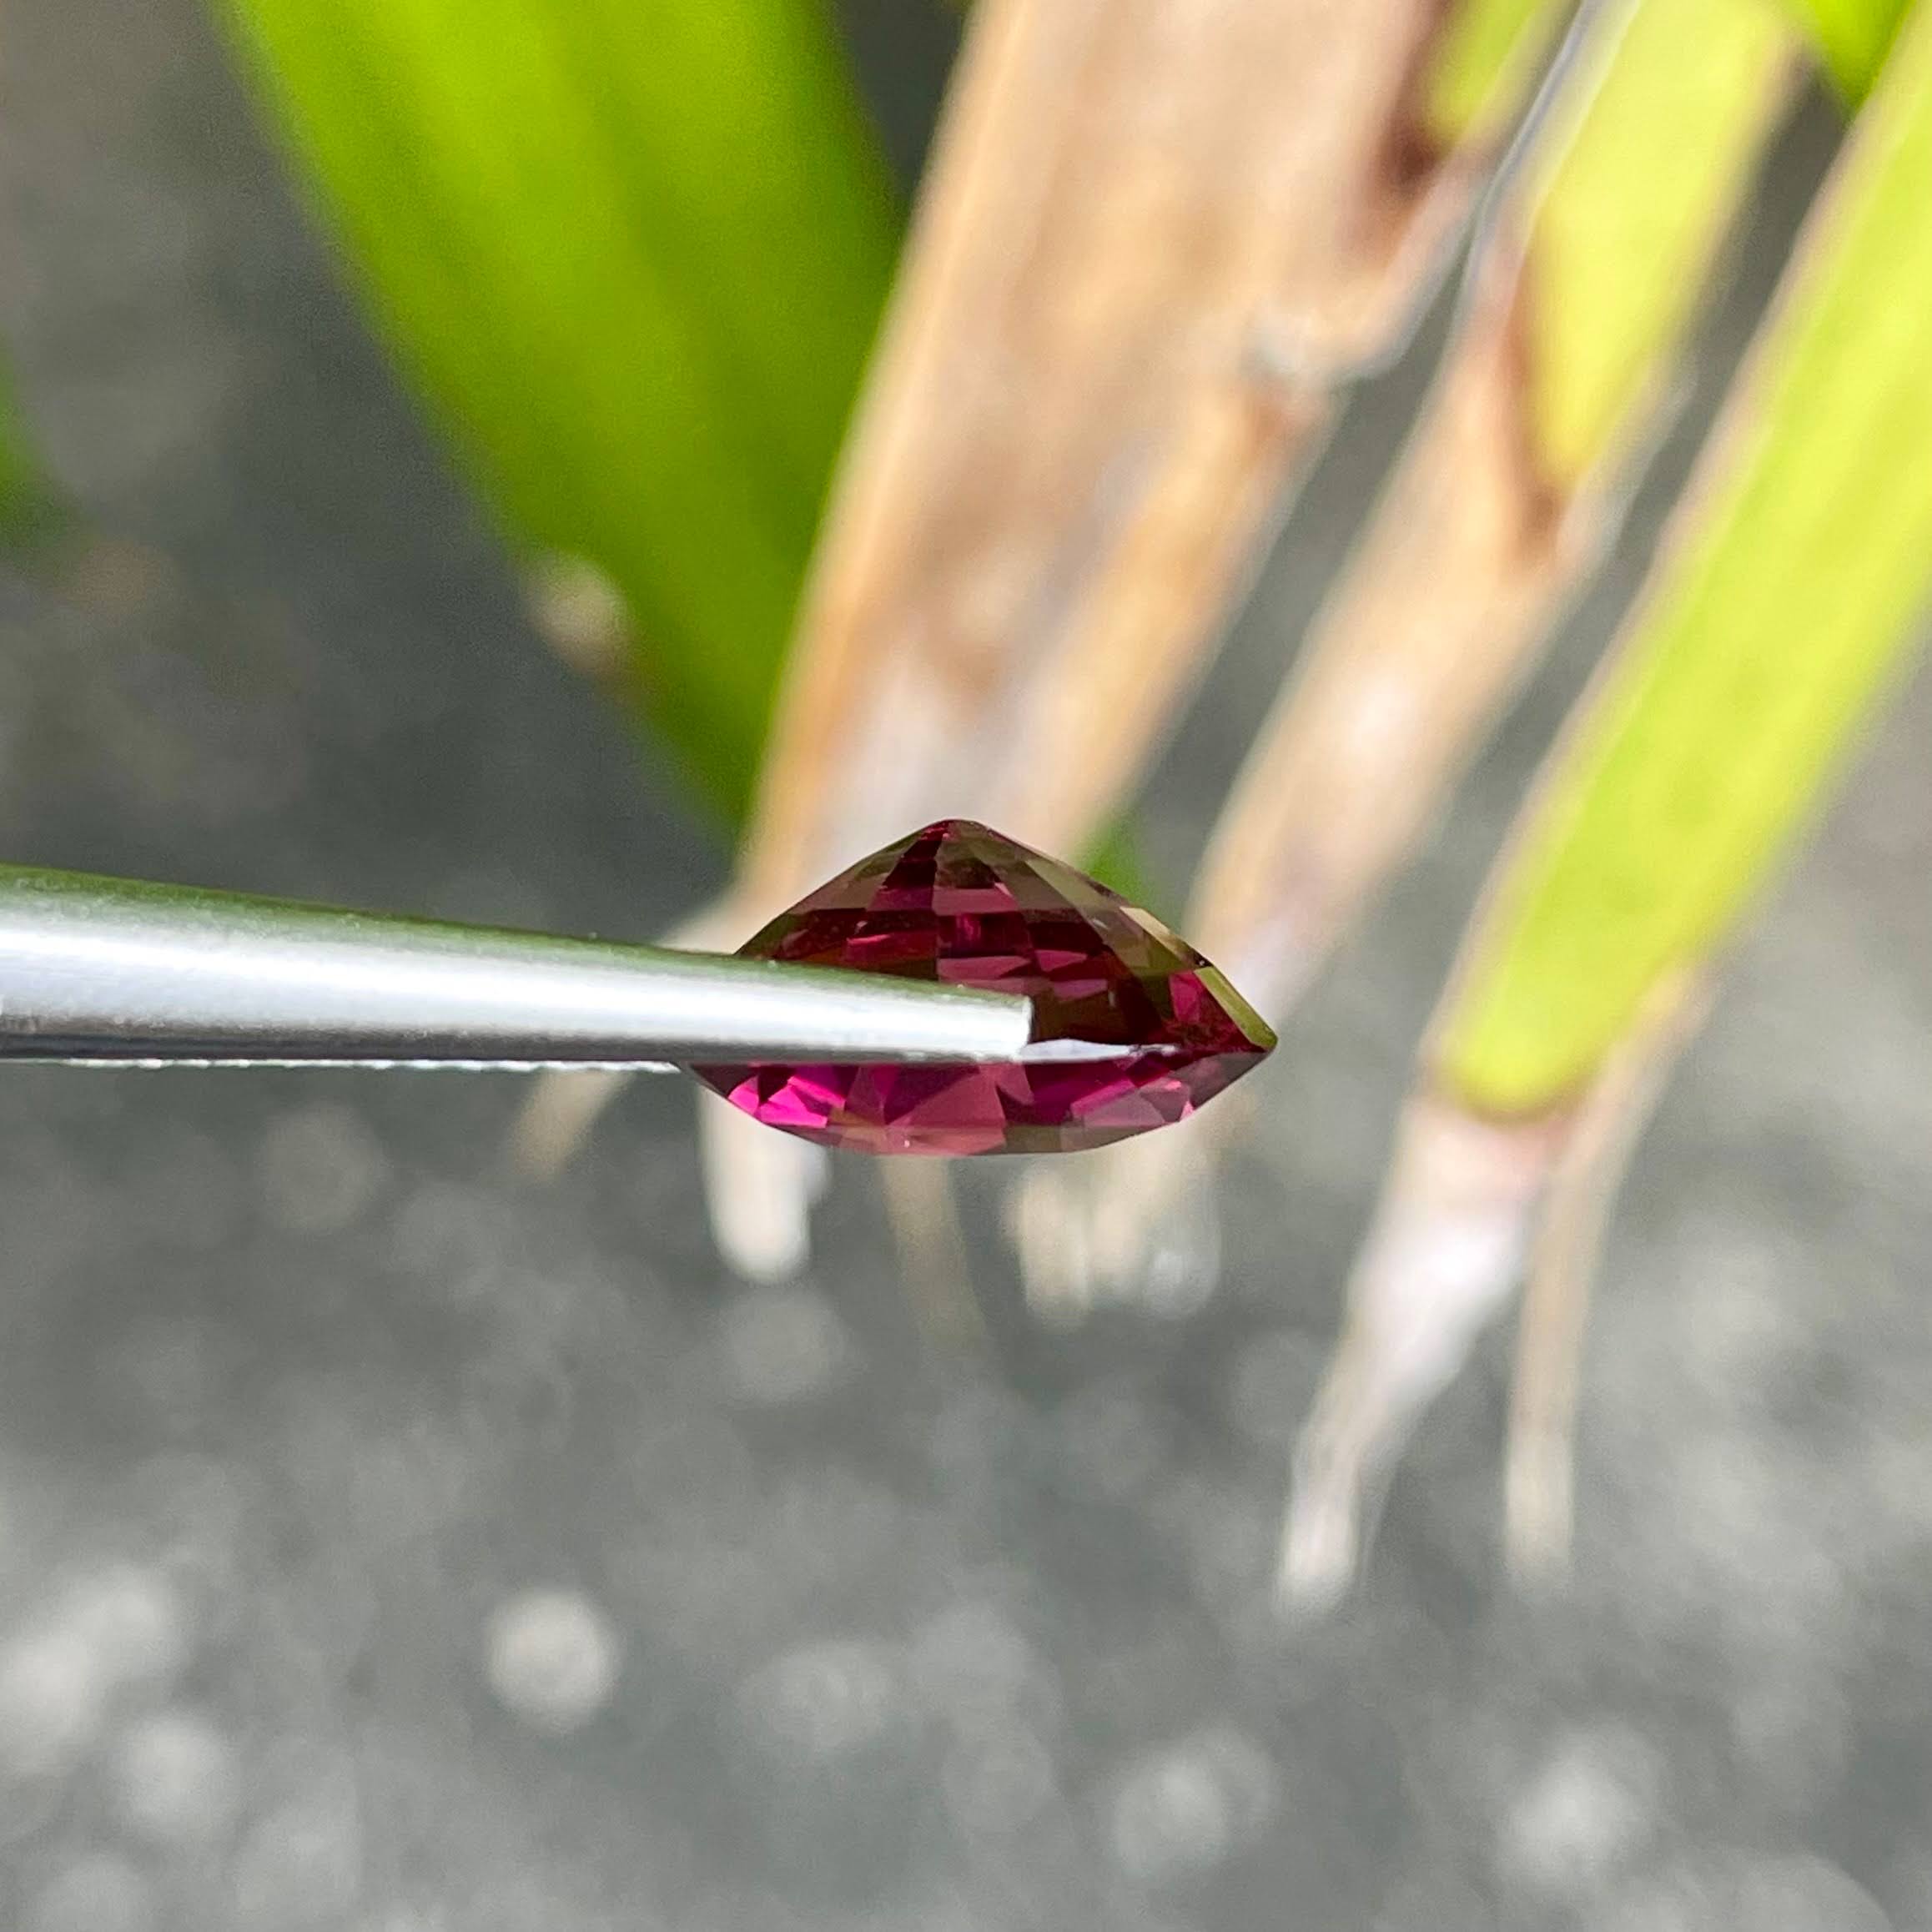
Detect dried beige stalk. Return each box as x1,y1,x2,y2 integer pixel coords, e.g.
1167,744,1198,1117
1504,969,1708,1580
744,0,1500,908
521,0,1560,1282
1009,0,1794,1316
998,256,1592,1313
1191,259,1591,1007
698,0,1546,1275
879,1160,988,1349
1277,968,1707,1609
1278,1093,1565,1610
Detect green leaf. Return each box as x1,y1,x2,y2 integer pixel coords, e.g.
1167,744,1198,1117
1437,0,1932,1115
213,0,899,820
1779,0,1914,95
1425,0,1577,144
1522,0,1797,485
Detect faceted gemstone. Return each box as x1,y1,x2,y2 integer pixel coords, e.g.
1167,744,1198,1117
692,820,1276,1156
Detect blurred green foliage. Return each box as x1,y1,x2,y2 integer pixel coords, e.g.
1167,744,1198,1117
0,365,58,546
1441,0,1932,1113
1779,0,1915,93
214,0,901,821
1522,0,1794,486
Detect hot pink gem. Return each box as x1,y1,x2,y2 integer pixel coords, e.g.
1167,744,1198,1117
693,820,1275,1156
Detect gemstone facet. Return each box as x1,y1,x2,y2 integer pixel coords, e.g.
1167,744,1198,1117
693,820,1276,1156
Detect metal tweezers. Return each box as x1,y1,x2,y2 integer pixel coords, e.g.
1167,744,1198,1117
0,864,1060,1072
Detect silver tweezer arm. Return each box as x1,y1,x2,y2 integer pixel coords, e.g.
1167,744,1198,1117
0,865,1034,1071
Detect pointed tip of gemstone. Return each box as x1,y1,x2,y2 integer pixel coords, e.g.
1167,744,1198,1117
694,821,1275,1156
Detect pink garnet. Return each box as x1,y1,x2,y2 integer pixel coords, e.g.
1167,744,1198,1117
692,819,1276,1156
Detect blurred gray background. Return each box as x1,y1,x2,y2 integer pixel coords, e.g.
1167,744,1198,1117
2,2,1930,1927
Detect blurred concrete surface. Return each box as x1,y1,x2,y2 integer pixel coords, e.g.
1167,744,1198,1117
1,2,1930,1928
